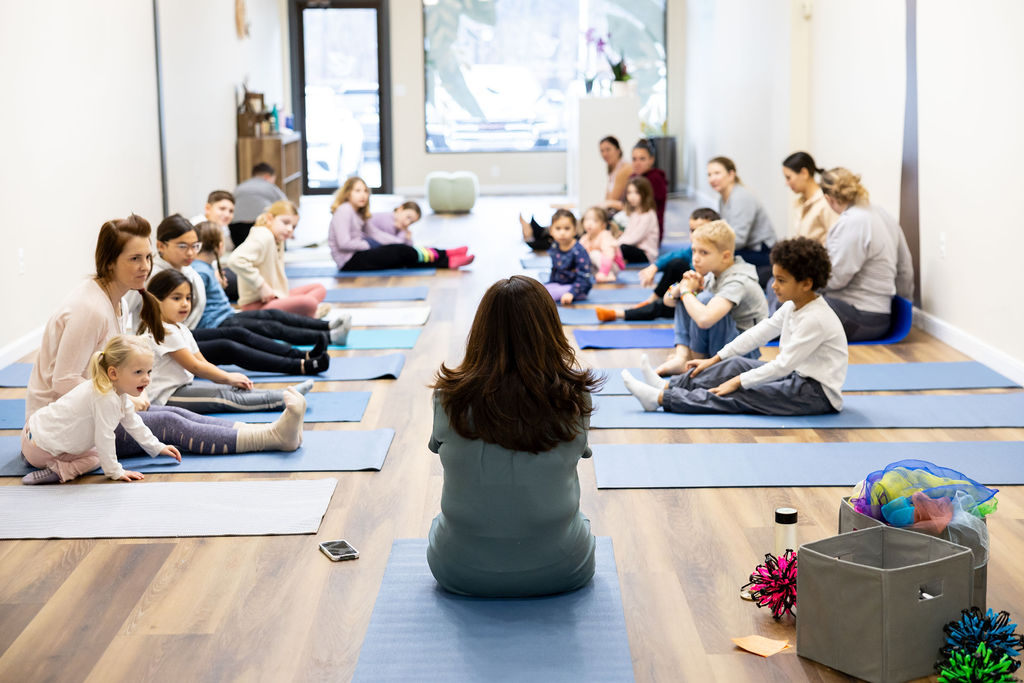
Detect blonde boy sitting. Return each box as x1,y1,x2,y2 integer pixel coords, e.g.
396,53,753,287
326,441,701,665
654,220,769,376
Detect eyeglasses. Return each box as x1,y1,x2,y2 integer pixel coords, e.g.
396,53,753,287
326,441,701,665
172,242,202,252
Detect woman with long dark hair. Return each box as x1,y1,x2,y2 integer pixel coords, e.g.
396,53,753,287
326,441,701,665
427,276,602,597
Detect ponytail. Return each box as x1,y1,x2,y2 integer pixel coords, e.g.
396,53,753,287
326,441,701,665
89,351,114,394
134,289,166,344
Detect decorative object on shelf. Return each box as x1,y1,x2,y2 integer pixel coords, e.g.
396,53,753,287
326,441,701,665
237,87,265,137
935,608,1023,682
235,0,250,39
582,28,630,96
936,641,1019,682
742,550,797,619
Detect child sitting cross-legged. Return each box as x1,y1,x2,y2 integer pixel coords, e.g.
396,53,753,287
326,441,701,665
544,209,592,305
653,220,768,376
622,237,848,415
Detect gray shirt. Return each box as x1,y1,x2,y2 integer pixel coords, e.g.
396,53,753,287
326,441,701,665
426,392,596,597
233,177,287,223
719,183,777,250
825,204,914,314
705,257,769,331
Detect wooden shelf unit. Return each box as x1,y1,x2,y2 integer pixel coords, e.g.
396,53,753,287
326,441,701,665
237,132,303,204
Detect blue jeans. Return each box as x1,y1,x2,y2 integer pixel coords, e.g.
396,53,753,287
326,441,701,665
673,291,758,359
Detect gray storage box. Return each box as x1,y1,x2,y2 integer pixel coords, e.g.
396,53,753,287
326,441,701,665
838,496,987,611
797,526,974,683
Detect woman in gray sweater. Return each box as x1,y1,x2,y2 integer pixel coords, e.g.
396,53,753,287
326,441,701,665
819,168,914,341
427,276,600,597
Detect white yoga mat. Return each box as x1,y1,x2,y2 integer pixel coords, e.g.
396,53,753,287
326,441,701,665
0,479,337,539
331,306,431,327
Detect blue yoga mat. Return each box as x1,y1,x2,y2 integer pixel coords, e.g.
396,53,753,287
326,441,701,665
592,441,1024,488
0,429,393,476
0,355,406,389
286,265,437,278
596,362,1020,395
590,393,1024,429
293,328,420,351
559,308,671,326
0,391,371,430
581,288,652,305
576,329,674,349
353,537,634,682
323,286,428,303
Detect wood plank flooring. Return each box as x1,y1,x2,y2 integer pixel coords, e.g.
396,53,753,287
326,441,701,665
1,196,1021,682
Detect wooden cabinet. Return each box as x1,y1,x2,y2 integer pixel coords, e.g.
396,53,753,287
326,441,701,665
237,132,303,204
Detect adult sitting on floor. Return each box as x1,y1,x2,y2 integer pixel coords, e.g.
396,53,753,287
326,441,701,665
819,167,914,342
427,276,599,597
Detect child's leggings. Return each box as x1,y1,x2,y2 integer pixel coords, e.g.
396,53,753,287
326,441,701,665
20,427,97,483
661,357,834,415
220,308,330,346
241,283,326,318
191,329,306,375
165,385,286,413
116,406,240,456
341,244,449,270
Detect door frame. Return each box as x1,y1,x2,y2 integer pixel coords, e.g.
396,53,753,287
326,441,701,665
288,0,393,195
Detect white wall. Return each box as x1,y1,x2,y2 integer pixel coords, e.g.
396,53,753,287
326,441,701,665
807,0,905,218
158,0,288,217
0,0,164,355
681,0,795,231
916,0,1024,368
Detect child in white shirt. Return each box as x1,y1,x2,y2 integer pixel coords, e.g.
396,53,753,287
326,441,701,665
622,237,847,415
21,336,181,484
147,270,313,413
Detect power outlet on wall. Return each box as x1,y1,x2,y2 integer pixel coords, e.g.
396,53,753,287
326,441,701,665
938,232,947,260
490,165,500,178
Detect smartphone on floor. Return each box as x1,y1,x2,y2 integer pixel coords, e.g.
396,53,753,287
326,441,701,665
320,539,359,561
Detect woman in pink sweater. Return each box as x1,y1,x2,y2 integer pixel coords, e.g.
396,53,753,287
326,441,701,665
328,177,473,271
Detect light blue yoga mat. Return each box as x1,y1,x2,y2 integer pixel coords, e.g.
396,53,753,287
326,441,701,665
0,391,370,430
559,309,671,326
293,328,420,351
592,441,1024,488
576,328,674,349
286,265,437,278
200,354,405,385
323,286,428,303
0,363,32,387
352,537,634,682
596,362,1021,395
0,429,393,476
590,393,1024,429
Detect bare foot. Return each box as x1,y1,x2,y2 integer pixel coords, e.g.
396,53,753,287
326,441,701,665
655,354,689,377
519,214,534,242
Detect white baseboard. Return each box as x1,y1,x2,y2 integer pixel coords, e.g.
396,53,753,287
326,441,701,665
914,308,1024,385
0,326,43,369
394,183,565,197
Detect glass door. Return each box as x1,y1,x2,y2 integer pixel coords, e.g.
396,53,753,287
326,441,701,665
292,1,391,193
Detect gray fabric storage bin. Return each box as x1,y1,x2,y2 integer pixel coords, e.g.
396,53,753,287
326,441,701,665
838,496,987,611
797,526,974,683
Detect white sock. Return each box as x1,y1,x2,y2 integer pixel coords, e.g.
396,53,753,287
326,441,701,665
291,379,315,395
329,313,352,345
622,370,661,412
265,388,306,451
639,354,669,389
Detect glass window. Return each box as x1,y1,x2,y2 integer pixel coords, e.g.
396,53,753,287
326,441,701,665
423,0,666,153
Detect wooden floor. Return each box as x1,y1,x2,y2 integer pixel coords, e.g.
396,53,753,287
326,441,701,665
1,196,1021,683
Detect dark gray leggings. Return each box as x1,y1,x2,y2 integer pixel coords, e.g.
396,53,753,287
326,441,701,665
115,405,239,455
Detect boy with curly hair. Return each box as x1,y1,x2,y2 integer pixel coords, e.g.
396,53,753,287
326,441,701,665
622,237,848,415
